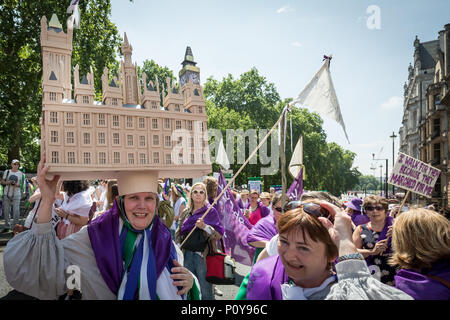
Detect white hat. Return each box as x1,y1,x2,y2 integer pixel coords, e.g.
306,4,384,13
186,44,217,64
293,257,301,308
117,171,159,196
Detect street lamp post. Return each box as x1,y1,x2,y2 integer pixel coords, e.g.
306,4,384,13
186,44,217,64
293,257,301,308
390,131,397,196
373,153,389,197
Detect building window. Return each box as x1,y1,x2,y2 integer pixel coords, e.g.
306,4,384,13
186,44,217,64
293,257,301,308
98,114,106,126
83,113,90,126
127,134,134,146
165,154,172,164
152,119,158,129
83,152,91,164
113,133,120,145
175,104,180,112
198,106,203,114
178,153,183,164
49,92,57,101
164,118,170,129
202,154,206,164
190,154,195,164
99,152,106,164
139,153,147,164
51,151,59,163
153,152,159,164
187,120,193,131
139,136,146,147
50,112,58,123
177,137,183,146
151,101,158,109
83,132,90,145
128,153,134,165
112,98,118,106
98,132,106,145
82,95,89,104
176,120,182,130
165,136,171,147
189,137,194,148
153,135,159,146
112,115,119,127
113,152,120,164
200,122,205,132
66,132,74,144
126,116,133,128
51,131,58,143
67,152,75,164
66,112,74,125
138,117,145,129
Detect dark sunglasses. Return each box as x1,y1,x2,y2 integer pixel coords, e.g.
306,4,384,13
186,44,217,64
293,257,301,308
273,206,283,212
365,205,384,211
283,200,333,222
192,190,205,195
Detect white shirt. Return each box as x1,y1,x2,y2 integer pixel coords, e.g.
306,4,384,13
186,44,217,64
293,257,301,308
2,170,24,197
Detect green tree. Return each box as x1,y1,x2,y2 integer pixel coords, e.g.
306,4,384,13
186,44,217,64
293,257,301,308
138,59,176,104
0,0,122,171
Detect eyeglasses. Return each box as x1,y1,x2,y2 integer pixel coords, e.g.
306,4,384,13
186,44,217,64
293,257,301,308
192,190,205,195
283,200,333,221
12,163,19,166
365,205,384,212
273,206,283,212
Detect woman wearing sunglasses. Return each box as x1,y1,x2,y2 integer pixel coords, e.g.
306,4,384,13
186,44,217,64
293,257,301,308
352,195,397,285
176,182,224,300
239,200,411,300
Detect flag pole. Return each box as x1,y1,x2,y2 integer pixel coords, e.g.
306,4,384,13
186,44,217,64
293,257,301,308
280,106,287,211
180,106,289,249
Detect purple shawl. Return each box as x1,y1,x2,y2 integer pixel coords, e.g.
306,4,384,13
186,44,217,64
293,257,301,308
247,254,288,300
87,201,172,296
247,214,278,244
180,203,224,236
395,260,450,300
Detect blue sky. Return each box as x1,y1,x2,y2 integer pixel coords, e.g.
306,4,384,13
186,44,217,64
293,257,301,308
109,0,449,176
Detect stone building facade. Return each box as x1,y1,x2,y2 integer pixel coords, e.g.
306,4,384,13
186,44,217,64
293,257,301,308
40,14,211,180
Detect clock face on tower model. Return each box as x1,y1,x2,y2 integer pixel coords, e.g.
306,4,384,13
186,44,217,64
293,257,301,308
180,72,188,87
189,72,200,84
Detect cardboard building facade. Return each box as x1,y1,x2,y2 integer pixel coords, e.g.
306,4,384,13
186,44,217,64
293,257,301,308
40,14,211,180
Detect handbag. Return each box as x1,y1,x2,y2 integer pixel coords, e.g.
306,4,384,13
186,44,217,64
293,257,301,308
182,228,208,252
206,239,236,285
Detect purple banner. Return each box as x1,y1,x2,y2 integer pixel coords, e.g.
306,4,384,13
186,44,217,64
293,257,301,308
287,166,303,201
216,169,255,266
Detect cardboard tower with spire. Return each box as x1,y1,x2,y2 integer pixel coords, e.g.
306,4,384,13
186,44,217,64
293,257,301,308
40,13,211,180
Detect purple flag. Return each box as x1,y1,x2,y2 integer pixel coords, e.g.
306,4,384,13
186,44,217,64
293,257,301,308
286,166,303,201
216,169,255,266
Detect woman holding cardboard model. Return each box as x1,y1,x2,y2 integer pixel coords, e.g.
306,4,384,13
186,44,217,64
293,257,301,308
3,154,198,300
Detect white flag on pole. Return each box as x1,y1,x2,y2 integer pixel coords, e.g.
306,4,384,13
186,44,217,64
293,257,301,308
216,138,230,170
289,56,350,144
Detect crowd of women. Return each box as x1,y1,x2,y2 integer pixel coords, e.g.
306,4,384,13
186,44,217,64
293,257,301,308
1,155,449,300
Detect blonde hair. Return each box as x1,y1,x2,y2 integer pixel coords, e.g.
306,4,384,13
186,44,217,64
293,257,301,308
188,182,207,211
389,208,450,270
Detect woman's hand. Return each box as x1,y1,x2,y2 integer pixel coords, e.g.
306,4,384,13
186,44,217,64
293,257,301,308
371,239,388,255
36,154,60,223
170,259,194,295
54,207,67,218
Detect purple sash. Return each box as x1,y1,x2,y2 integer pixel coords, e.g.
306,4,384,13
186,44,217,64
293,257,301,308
247,215,278,244
180,204,224,236
87,201,172,296
247,254,288,300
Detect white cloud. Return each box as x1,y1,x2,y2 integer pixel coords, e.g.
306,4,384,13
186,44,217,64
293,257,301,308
381,96,403,110
291,41,302,47
276,5,294,14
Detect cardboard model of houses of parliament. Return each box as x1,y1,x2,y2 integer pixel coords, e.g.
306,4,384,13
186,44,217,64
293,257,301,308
40,14,211,180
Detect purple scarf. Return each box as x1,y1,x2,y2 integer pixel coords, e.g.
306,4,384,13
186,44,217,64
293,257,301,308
247,254,288,300
87,201,172,296
247,214,278,244
180,204,224,236
394,260,450,300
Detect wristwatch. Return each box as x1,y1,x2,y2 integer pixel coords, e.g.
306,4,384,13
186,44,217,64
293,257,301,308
337,253,364,263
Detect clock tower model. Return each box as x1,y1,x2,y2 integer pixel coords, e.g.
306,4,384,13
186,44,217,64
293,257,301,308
179,46,200,87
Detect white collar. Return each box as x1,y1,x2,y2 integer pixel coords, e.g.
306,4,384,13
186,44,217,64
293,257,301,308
281,276,335,300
